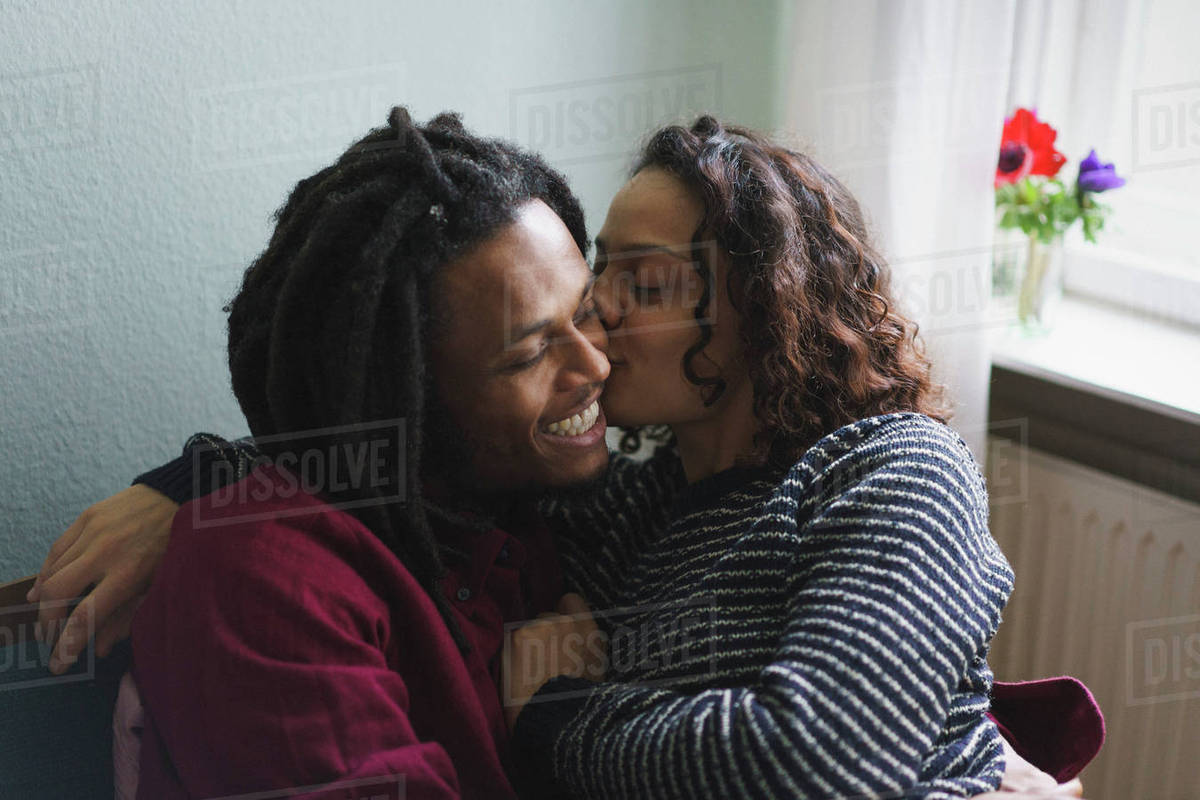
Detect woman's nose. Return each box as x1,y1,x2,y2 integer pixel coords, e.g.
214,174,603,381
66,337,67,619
593,274,625,331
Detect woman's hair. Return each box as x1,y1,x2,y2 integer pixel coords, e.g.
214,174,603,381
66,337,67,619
620,115,948,468
223,107,588,649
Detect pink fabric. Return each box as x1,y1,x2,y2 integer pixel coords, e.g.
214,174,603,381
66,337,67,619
988,677,1107,782
112,671,144,800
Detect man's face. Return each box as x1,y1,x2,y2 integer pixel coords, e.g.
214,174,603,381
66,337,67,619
430,199,611,493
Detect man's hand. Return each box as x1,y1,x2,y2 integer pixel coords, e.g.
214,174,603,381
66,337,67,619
28,483,177,673
992,736,1084,796
503,592,607,730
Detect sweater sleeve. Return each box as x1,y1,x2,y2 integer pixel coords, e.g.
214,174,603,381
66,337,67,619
131,505,463,799
131,432,259,505
540,445,685,607
512,420,1012,799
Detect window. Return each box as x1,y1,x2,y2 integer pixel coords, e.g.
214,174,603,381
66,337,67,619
1007,0,1200,328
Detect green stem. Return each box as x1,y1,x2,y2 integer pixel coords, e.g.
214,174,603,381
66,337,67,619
1017,235,1047,324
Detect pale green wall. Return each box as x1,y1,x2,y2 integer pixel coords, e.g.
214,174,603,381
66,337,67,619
0,0,787,575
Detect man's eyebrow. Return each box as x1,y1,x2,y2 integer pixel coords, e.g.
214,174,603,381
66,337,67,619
504,276,597,346
507,318,551,344
593,237,692,260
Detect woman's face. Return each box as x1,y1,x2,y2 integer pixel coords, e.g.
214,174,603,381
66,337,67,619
593,167,746,429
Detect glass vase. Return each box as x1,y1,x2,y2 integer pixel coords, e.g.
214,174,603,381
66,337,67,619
991,230,1064,335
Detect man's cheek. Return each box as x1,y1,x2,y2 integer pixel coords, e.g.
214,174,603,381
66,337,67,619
468,406,533,456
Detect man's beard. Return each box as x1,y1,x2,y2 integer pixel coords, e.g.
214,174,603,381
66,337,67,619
420,402,606,517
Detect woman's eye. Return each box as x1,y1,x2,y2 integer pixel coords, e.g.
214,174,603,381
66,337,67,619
574,299,600,325
634,285,662,303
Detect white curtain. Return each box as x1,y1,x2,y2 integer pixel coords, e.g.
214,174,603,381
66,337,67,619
1005,0,1148,165
778,0,1018,461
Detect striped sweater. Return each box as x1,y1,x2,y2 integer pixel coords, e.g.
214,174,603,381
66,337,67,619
513,412,1015,799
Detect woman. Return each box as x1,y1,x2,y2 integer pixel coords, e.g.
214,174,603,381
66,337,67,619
500,117,1050,798
29,115,1096,798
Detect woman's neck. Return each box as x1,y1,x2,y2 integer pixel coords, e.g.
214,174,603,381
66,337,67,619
670,378,760,484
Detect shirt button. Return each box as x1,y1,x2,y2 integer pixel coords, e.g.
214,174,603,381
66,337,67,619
456,587,472,602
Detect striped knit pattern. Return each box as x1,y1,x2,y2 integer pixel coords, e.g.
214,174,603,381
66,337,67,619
521,412,1014,799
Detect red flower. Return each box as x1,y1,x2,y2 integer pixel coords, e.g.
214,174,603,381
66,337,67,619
995,108,1066,186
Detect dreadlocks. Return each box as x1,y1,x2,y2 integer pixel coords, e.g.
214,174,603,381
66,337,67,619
223,107,588,651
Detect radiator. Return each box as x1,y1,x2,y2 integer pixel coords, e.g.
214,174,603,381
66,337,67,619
985,437,1200,799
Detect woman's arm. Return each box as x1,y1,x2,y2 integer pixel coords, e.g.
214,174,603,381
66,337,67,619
30,432,255,672
131,431,260,505
540,444,685,608
510,421,1013,799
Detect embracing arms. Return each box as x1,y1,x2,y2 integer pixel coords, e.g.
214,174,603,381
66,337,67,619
31,428,1086,797
29,433,257,672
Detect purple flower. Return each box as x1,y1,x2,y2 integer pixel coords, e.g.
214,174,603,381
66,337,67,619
1077,149,1126,193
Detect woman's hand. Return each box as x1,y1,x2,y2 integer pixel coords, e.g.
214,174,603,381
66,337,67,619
975,781,1083,798
993,736,1084,796
974,791,1089,796
503,592,607,730
28,484,178,673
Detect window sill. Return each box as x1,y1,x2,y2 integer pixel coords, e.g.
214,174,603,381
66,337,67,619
987,293,1200,505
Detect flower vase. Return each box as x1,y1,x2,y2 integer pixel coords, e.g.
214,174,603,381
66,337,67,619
991,230,1064,335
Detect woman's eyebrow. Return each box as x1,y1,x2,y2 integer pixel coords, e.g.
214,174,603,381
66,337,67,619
593,237,692,261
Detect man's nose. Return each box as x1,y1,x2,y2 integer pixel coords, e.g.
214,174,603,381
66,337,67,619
556,325,610,393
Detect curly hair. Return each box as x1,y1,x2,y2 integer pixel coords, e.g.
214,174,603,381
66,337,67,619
619,115,948,468
223,106,588,650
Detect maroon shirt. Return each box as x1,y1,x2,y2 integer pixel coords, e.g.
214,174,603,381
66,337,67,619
131,462,561,799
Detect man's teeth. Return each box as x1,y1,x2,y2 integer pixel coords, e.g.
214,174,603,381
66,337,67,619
545,401,600,437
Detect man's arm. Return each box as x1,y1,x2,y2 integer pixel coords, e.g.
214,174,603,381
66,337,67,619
30,431,255,672
132,501,464,798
